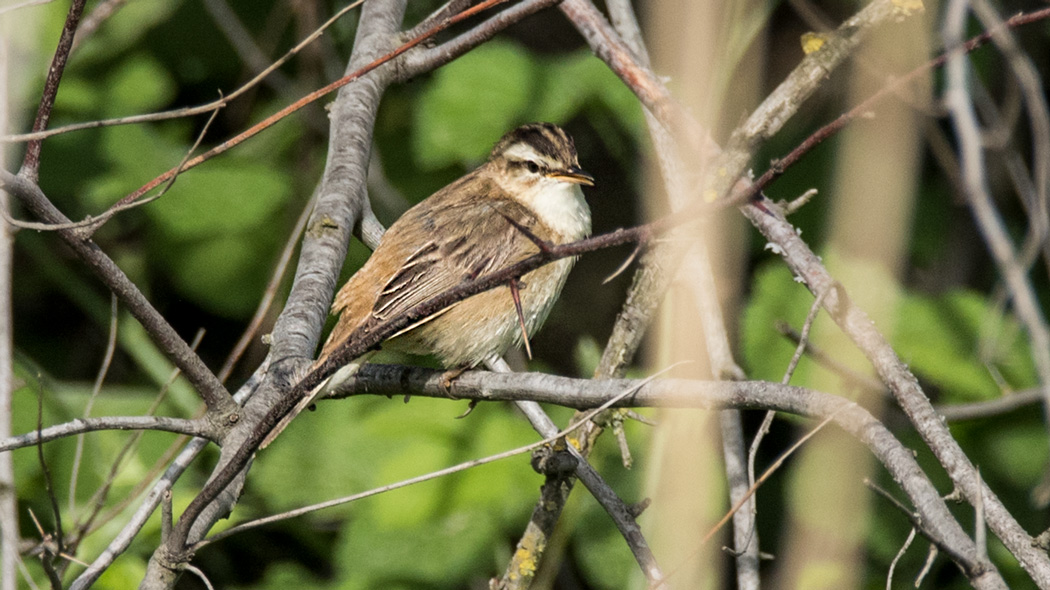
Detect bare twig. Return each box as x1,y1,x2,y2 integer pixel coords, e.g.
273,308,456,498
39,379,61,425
970,0,1050,271
487,357,664,585
64,330,207,562
338,364,1002,586
195,377,650,551
936,388,1043,422
887,527,917,590
0,416,215,452
69,0,126,52
8,105,221,236
20,0,85,181
35,388,64,560
108,0,518,214
742,178,1050,585
67,295,119,520
6,0,366,143
183,564,215,590
0,171,238,418
658,412,839,589
944,0,1050,442
149,3,412,581
748,286,829,506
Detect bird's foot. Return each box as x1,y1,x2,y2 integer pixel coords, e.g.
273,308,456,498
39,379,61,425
440,366,469,397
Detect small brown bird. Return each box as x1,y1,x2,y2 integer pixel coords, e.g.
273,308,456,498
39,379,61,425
264,123,593,446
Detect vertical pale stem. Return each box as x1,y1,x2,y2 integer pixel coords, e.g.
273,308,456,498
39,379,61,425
641,0,760,587
777,14,929,590
0,33,17,590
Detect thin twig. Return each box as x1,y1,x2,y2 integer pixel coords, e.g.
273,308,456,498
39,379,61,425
5,0,366,143
20,0,86,181
887,527,917,590
9,103,220,236
1,416,214,452
66,330,207,556
67,295,119,522
657,412,839,589
35,387,64,557
69,0,126,52
747,286,829,505
106,0,516,213
945,0,1050,452
1,171,238,418
195,368,662,551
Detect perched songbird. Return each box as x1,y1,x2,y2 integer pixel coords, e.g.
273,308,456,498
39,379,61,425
263,123,593,446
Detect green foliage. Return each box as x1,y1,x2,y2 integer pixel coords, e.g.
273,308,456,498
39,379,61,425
982,422,1049,486
414,41,537,168
742,261,1036,401
413,40,644,169
252,396,543,587
740,263,816,384
895,291,1037,402
18,1,1050,587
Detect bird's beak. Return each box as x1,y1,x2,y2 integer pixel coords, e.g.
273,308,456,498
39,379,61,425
549,166,595,186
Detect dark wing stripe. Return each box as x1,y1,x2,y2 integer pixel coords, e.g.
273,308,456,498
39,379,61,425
368,199,545,323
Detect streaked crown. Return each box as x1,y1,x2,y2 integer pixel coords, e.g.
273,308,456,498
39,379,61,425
488,123,593,186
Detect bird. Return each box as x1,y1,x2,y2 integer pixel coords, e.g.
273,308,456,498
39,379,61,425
262,122,593,447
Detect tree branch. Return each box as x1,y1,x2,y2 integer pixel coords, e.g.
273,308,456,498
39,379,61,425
742,195,1050,584
332,364,1004,587
0,417,215,452
0,171,238,419
143,3,412,585
20,0,85,181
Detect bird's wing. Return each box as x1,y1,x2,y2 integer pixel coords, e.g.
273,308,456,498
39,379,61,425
370,197,544,325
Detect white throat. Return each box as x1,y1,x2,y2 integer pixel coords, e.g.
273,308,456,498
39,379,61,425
517,179,592,240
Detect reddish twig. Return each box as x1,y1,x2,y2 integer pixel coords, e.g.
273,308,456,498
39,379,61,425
107,0,514,214
725,6,1050,210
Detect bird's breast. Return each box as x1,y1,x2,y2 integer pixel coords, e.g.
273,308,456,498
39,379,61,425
520,181,592,241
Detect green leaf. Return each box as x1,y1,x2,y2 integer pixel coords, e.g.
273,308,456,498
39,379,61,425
52,76,99,116
740,262,817,383
146,163,291,240
895,290,1036,402
89,125,186,205
165,234,269,318
984,423,1048,485
447,409,541,515
337,511,499,590
104,56,178,116
73,0,186,66
414,41,537,169
533,51,644,137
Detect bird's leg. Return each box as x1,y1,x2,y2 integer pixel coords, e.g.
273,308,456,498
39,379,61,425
508,278,532,359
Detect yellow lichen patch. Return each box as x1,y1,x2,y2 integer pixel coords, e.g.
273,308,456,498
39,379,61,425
703,188,719,203
800,32,828,55
892,0,924,18
511,534,547,580
308,215,340,237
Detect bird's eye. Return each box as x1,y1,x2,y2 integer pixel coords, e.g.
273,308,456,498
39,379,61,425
525,161,541,174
